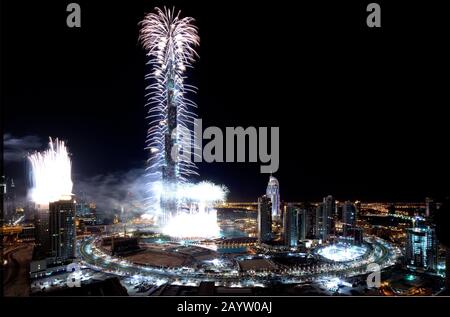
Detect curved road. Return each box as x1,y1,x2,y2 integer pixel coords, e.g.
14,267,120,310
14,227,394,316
79,237,399,285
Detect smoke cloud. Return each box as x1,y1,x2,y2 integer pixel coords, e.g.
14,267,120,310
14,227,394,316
3,133,44,162
74,168,149,217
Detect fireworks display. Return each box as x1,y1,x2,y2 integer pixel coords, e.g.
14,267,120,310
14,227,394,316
139,7,227,237
139,8,200,185
140,7,198,218
27,138,73,205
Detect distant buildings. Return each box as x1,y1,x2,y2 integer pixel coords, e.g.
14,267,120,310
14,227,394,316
257,195,272,243
283,205,299,247
405,219,438,272
388,203,396,215
266,176,280,220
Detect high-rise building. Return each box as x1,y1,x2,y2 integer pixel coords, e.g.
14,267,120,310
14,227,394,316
303,203,317,239
2,177,17,223
297,209,307,240
342,201,357,236
0,176,6,195
34,205,51,256
405,220,438,272
355,200,361,216
266,176,280,220
315,195,335,241
283,205,299,247
257,195,272,243
344,227,364,246
1,176,6,225
425,197,437,219
49,196,76,263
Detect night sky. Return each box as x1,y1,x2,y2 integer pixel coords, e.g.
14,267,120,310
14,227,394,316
2,0,449,202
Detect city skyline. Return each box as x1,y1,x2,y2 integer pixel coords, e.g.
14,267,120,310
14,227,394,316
2,0,450,301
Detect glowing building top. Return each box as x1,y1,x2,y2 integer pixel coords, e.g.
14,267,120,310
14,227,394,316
266,176,280,219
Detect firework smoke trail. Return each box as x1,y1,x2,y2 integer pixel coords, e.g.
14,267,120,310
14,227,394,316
27,138,73,205
139,7,200,222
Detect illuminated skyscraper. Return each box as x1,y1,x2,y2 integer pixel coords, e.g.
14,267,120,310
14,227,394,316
266,176,280,220
1,176,5,225
316,195,335,241
297,208,307,240
139,8,200,225
283,205,299,247
34,206,51,256
49,196,76,263
405,220,438,272
258,195,272,243
342,201,357,236
2,177,16,222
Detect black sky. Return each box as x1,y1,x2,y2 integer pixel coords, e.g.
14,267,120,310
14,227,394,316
2,0,449,202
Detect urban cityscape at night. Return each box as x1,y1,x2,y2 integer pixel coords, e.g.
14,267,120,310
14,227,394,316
2,0,450,308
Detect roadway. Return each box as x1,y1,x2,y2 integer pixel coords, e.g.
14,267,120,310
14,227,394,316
78,236,399,287
3,244,33,296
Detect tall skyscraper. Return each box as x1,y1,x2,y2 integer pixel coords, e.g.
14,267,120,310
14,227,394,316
8,178,16,220
1,176,5,226
342,201,357,236
34,205,51,256
297,209,307,240
49,196,76,263
303,203,317,239
266,176,280,220
139,9,200,226
257,195,272,243
425,197,437,219
283,205,299,247
405,220,438,272
2,177,17,222
315,195,335,241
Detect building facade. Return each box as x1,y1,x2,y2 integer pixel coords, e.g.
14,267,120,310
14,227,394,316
342,200,357,236
405,222,438,272
283,205,299,247
49,196,76,264
257,195,272,243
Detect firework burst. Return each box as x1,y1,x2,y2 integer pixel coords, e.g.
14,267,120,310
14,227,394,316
28,138,73,205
